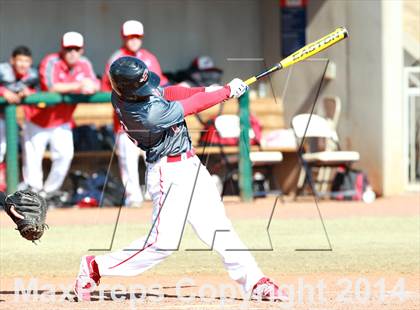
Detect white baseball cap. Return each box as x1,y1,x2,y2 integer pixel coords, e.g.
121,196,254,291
62,31,84,48
121,20,144,37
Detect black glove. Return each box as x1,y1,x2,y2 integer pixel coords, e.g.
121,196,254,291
4,190,48,241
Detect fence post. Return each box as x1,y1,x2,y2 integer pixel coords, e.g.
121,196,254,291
238,91,253,201
5,104,19,194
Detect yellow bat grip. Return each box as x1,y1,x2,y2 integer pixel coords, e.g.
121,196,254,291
244,77,258,86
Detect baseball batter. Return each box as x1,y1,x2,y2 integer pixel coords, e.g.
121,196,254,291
74,57,287,302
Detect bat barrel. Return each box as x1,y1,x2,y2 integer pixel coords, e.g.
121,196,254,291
243,27,349,86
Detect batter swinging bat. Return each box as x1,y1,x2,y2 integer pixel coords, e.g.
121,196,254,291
244,27,349,86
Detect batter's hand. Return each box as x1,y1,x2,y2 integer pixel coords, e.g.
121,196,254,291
227,78,248,98
80,78,97,94
2,89,21,104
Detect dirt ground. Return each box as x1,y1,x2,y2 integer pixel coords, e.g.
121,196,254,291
1,193,419,309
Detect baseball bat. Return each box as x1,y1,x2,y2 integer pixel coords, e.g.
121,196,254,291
244,27,349,85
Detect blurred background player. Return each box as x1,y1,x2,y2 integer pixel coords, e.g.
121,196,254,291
166,55,223,88
0,46,38,191
102,20,169,208
22,32,99,194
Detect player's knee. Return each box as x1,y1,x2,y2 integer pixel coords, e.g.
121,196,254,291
55,150,74,164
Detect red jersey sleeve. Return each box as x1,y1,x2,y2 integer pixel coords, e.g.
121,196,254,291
39,54,60,91
0,86,7,96
179,86,230,116
163,86,205,101
101,62,112,91
80,57,99,88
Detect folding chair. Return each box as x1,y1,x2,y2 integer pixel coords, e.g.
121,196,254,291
214,114,283,196
292,113,360,199
315,96,342,193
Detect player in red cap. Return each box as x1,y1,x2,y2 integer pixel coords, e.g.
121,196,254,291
102,20,169,208
22,32,99,194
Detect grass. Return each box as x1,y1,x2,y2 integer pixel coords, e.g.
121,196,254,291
0,216,419,278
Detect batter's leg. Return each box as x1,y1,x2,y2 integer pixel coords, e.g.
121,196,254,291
22,121,50,191
187,156,264,293
95,159,191,276
43,123,74,193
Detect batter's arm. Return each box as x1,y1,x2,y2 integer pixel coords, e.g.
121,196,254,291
163,85,205,101
179,86,230,116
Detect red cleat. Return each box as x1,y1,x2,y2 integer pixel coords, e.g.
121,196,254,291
251,277,289,302
74,255,100,301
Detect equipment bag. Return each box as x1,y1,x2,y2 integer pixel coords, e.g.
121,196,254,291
330,167,369,201
199,114,262,146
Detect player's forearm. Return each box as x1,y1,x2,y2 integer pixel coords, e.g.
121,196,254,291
164,86,205,101
49,82,81,93
180,86,230,116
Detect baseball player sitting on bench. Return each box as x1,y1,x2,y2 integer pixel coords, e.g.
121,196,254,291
74,56,288,302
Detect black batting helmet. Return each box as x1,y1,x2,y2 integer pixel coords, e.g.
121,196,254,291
109,56,160,100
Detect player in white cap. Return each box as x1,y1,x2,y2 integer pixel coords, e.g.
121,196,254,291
22,32,99,193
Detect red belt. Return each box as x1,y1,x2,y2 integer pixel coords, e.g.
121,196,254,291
166,149,196,163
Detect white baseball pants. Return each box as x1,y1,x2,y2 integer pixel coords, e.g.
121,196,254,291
22,121,74,193
116,132,145,206
95,154,264,292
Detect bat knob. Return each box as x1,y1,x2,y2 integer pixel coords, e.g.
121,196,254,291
338,26,349,38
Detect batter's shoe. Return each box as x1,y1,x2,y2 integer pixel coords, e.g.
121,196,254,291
251,277,289,302
74,255,100,301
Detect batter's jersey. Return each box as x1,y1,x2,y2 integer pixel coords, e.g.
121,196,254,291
102,47,169,133
111,89,191,163
27,53,98,128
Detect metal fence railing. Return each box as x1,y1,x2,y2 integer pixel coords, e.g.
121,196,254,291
0,92,111,193
0,92,253,199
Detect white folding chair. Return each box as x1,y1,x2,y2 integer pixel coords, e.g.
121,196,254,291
292,113,360,198
315,96,342,192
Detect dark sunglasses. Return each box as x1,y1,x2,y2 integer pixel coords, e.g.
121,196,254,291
64,47,82,52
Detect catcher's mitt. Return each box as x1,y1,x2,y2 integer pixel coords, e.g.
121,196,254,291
4,190,48,241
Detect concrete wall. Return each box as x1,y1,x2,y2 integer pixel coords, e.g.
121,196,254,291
260,0,404,195
0,0,263,81
380,1,404,195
